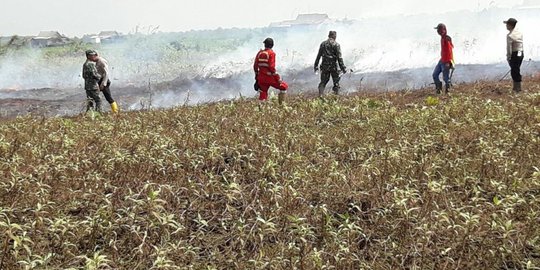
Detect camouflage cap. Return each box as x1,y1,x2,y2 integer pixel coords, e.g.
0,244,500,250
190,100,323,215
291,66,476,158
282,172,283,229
85,50,98,56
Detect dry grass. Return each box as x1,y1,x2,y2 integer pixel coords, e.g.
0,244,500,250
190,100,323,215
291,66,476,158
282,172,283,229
1,79,539,269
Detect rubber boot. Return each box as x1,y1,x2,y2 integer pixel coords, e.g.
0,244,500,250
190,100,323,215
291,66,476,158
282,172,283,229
95,100,102,113
445,83,451,94
278,91,286,105
318,84,325,98
513,81,521,93
332,86,340,95
86,99,94,112
435,82,443,94
111,101,119,113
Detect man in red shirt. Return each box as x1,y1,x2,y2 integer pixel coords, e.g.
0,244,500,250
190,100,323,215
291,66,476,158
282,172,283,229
253,38,288,104
432,23,454,94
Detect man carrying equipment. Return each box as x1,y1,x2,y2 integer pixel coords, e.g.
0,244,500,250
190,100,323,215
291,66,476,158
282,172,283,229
314,31,347,97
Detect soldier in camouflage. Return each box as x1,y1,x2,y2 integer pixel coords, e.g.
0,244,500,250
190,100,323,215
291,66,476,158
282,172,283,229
314,31,347,97
82,50,102,112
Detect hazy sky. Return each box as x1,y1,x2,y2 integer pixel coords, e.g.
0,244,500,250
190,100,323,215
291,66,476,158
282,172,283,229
0,0,520,36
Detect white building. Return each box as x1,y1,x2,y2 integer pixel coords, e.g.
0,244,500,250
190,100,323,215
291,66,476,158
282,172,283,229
31,31,70,47
98,31,122,43
518,0,540,9
82,35,101,44
270,14,332,28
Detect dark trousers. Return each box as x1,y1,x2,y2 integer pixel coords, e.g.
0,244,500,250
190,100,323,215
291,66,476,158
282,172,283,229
86,90,102,112
318,69,341,95
509,52,524,82
99,79,115,104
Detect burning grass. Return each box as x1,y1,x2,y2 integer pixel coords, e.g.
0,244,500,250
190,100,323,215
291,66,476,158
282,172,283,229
1,80,540,269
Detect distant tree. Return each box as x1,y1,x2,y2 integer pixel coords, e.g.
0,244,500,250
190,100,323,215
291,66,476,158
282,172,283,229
169,41,186,51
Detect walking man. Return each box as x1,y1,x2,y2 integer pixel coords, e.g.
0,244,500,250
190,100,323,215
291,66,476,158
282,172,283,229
82,50,102,112
314,31,347,97
95,51,119,113
433,23,454,94
504,18,524,92
253,38,289,105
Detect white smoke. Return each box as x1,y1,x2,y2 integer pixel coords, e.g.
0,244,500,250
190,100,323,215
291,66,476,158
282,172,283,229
209,8,540,75
0,6,539,104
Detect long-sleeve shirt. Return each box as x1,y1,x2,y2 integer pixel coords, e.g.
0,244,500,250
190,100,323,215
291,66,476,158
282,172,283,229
314,38,346,71
440,35,454,64
95,57,110,87
507,28,523,59
82,60,101,91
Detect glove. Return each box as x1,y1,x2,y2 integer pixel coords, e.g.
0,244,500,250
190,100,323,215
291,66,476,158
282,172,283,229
341,69,347,74
314,66,319,73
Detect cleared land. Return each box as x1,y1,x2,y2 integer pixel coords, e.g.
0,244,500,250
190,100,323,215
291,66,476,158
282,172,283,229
1,79,539,269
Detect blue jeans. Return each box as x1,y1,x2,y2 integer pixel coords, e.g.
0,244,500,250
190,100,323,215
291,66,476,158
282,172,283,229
432,61,451,86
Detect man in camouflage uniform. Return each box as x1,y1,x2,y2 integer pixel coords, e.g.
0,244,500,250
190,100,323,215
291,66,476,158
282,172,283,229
314,31,347,97
82,50,102,112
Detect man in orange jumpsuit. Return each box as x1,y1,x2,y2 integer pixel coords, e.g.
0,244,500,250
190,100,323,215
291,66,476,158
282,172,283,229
253,38,288,104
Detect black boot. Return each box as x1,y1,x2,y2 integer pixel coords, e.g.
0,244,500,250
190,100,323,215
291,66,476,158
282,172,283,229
435,82,443,94
318,84,325,98
86,99,94,112
332,84,340,95
513,81,522,93
445,83,451,94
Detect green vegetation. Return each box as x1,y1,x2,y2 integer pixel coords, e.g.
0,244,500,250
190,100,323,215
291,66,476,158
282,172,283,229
1,82,540,269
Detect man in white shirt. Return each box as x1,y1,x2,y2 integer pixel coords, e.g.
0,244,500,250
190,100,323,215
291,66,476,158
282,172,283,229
95,52,119,113
504,18,524,92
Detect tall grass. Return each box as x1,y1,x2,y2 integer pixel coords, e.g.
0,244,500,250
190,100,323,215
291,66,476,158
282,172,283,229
1,82,539,269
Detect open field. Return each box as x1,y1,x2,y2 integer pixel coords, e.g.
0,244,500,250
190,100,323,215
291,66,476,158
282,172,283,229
1,79,540,269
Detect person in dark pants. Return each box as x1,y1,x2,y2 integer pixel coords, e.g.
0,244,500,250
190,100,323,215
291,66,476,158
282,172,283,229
99,79,114,103
95,52,119,113
504,18,524,92
314,31,347,97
